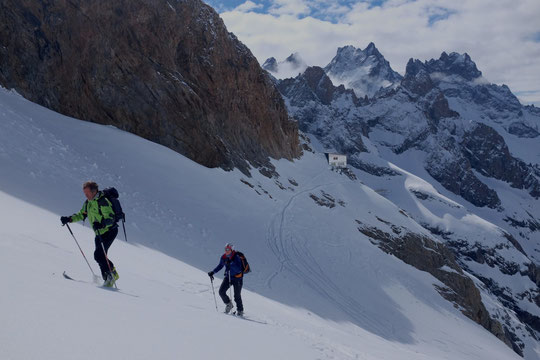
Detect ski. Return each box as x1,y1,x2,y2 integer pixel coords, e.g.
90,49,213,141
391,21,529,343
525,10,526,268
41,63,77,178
225,311,267,325
63,271,85,282
62,271,138,298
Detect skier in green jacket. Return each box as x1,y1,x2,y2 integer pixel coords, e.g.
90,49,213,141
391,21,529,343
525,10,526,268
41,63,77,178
61,181,119,287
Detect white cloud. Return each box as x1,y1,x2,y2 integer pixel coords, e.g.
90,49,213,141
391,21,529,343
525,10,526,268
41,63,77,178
220,0,540,105
234,1,263,13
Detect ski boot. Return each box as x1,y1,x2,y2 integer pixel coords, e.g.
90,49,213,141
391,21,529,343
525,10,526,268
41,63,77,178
236,310,244,317
224,302,233,314
112,267,119,281
103,271,116,288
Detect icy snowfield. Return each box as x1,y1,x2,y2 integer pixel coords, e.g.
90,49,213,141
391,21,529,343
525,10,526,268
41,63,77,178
0,87,524,359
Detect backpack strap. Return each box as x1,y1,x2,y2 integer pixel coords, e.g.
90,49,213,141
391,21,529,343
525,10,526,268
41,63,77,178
82,200,88,221
97,194,107,217
96,193,116,228
235,252,250,274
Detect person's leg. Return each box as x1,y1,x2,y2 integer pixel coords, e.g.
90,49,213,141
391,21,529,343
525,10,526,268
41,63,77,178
218,276,231,304
232,277,244,312
100,227,118,271
93,228,118,279
94,236,108,280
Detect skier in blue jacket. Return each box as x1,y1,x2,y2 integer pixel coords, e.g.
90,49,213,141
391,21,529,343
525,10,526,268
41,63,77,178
208,243,246,315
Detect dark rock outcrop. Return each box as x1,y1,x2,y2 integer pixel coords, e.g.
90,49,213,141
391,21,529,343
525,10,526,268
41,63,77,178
425,52,482,81
357,221,516,352
462,123,540,198
278,66,360,107
425,143,501,209
507,122,540,138
0,0,300,174
402,59,435,96
425,91,460,123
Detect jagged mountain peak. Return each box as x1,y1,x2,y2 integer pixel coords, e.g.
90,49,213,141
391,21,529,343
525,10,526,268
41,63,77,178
285,52,304,66
365,41,380,55
277,65,359,107
262,52,308,79
404,51,527,118
329,43,383,69
324,43,402,98
405,58,426,77
407,51,482,81
430,51,482,80
262,57,278,73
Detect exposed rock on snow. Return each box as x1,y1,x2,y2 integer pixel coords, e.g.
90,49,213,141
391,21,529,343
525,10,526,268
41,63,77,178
357,222,515,352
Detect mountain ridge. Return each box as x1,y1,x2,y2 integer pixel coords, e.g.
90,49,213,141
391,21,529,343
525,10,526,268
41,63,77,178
274,45,540,358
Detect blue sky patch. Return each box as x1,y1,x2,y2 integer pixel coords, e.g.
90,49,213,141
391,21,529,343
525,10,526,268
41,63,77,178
204,0,385,20
427,7,456,26
530,32,540,42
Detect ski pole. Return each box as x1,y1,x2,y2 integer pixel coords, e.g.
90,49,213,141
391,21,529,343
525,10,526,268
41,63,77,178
228,269,233,310
64,223,96,277
98,233,118,289
210,277,219,312
121,217,128,242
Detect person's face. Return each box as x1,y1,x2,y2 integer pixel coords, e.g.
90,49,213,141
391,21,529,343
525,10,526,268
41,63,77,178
83,187,97,200
225,248,232,255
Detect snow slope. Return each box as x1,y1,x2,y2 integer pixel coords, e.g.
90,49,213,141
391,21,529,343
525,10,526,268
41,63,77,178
0,87,525,359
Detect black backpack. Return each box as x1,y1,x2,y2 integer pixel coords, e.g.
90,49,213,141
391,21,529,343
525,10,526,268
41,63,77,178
101,187,125,223
235,251,251,274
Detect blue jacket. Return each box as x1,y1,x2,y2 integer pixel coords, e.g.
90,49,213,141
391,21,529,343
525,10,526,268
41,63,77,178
212,251,245,278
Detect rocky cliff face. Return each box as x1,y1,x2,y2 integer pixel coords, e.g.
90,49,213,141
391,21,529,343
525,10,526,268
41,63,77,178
461,123,540,198
0,0,300,174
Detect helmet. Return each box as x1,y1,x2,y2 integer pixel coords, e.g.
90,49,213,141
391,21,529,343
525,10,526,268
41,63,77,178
224,243,234,252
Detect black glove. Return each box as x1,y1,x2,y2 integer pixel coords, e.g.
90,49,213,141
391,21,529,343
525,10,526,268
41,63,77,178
93,221,105,230
60,216,71,225
208,271,214,281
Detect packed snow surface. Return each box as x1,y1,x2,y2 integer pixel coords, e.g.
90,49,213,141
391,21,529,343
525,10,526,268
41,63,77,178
0,88,524,359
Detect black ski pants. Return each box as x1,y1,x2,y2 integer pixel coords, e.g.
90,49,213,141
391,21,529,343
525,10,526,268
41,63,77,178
219,275,244,311
94,227,118,280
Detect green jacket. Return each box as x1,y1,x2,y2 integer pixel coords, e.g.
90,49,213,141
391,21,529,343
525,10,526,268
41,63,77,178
71,191,116,236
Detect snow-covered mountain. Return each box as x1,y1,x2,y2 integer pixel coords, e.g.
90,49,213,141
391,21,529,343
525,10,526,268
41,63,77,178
262,52,309,79
324,43,403,98
0,85,528,359
276,48,540,358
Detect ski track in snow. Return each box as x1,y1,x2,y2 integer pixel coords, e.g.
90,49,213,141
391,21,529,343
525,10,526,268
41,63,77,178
265,171,394,339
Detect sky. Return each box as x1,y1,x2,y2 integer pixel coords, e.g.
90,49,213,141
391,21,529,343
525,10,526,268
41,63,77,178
204,0,540,106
